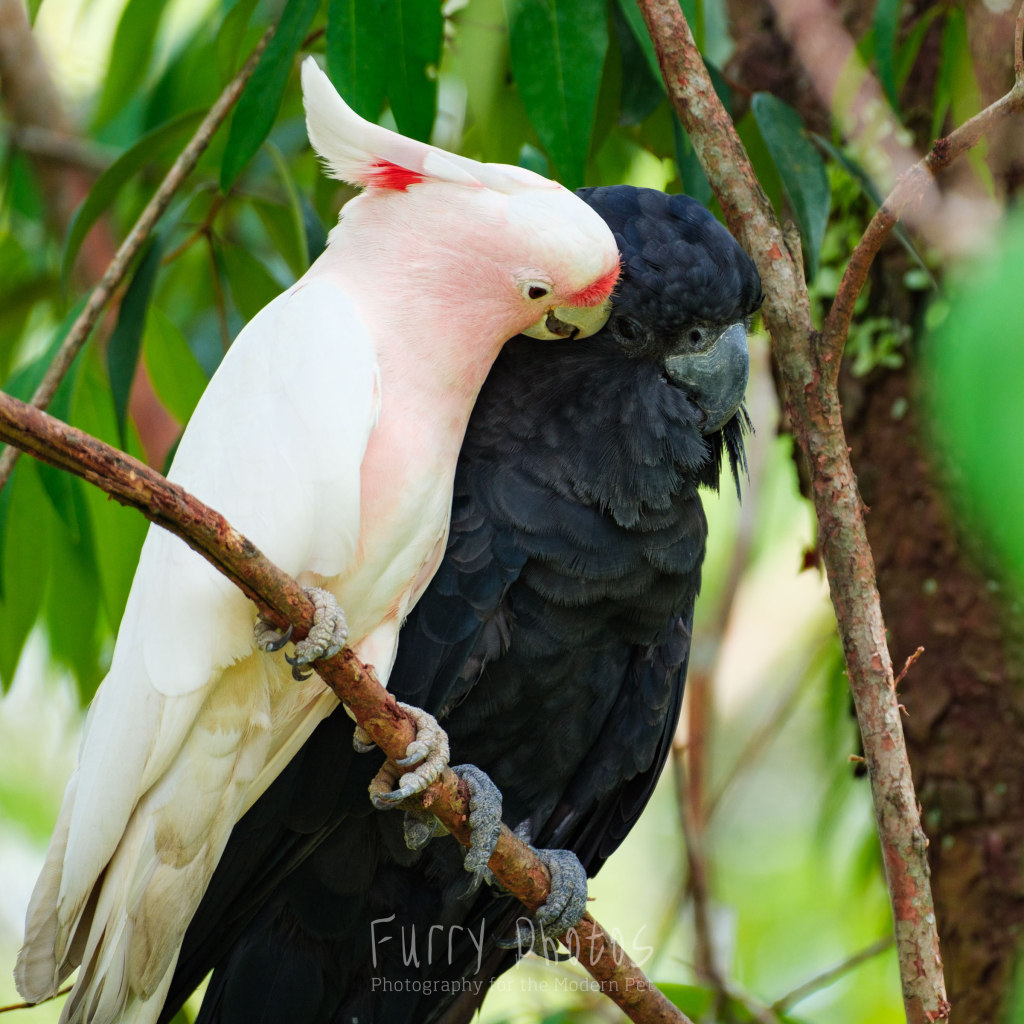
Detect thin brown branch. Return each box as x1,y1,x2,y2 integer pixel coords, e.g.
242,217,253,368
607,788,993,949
302,25,326,49
772,936,896,1014
821,1,1024,379
673,752,728,1017
894,646,924,690
0,984,72,1015
0,391,690,1024
636,0,949,1020
7,125,116,172
0,26,275,495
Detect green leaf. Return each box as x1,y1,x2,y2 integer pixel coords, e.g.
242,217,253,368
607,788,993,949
735,110,783,216
751,92,830,279
895,5,941,91
1,298,89,534
144,307,209,424
612,0,663,127
505,0,608,190
71,349,148,631
221,243,284,321
92,0,173,129
28,0,45,24
62,108,206,294
220,0,322,191
382,0,444,142
266,141,309,275
46,479,103,703
217,0,261,85
0,461,52,690
673,115,712,206
810,133,933,286
326,0,388,122
108,237,165,446
873,0,902,113
615,0,662,83
517,143,549,177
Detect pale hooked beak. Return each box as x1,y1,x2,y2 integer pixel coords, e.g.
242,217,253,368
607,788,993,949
664,322,749,434
521,297,612,340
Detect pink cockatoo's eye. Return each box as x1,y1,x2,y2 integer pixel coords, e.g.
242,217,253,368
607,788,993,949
528,286,549,300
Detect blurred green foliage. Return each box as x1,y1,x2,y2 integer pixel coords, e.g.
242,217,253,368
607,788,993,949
925,213,1024,595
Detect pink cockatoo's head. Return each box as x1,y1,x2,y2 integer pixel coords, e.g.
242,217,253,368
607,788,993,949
301,59,620,345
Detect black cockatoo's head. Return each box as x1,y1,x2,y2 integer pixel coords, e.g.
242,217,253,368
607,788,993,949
576,186,763,435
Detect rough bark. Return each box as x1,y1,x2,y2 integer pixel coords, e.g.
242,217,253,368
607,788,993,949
843,359,1024,1024
636,1,947,1018
725,2,1024,1019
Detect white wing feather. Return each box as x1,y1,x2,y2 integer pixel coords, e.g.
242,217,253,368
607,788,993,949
16,277,379,1023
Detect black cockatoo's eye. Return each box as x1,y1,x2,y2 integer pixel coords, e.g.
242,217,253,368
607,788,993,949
612,316,645,348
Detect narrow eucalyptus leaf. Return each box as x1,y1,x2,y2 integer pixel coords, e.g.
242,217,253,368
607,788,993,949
505,0,608,190
108,238,165,446
382,0,444,142
220,0,322,190
217,0,261,84
326,0,387,122
92,0,173,129
751,92,830,279
221,244,284,322
874,0,902,113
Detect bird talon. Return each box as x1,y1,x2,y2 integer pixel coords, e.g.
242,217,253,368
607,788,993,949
353,724,375,754
452,765,503,890
396,742,428,768
367,703,449,811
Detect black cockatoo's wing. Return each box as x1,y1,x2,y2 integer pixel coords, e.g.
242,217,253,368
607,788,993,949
159,469,527,1024
540,611,692,872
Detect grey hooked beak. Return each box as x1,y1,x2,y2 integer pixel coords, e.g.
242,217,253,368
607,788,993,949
664,322,749,434
521,297,612,340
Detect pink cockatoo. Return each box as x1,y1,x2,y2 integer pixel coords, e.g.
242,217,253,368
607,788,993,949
15,58,619,1024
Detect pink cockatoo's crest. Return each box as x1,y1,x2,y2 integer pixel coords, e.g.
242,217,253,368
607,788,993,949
301,58,560,196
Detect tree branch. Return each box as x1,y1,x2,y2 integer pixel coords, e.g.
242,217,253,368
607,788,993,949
6,125,116,172
0,390,691,1024
0,25,275,495
772,936,896,1014
635,1,949,1020
821,1,1024,379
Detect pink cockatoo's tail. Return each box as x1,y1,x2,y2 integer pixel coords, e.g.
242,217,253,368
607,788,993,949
15,57,620,1024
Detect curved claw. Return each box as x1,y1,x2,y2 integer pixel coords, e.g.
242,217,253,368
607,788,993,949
367,703,450,810
396,742,428,768
285,653,314,682
261,623,293,652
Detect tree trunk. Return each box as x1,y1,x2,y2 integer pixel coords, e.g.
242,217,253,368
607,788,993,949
725,2,1024,1019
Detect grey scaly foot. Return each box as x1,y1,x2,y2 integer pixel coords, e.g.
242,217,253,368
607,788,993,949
496,847,589,961
401,766,502,891
368,703,450,808
454,765,503,891
254,587,348,681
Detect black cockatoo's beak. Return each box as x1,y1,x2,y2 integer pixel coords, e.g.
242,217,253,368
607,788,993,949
664,322,749,434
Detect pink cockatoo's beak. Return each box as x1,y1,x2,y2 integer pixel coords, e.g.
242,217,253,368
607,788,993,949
520,264,620,339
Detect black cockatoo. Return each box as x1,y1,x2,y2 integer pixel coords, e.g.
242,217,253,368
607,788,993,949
158,185,763,1024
